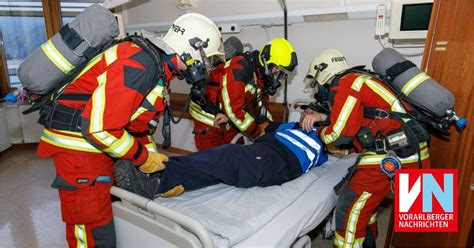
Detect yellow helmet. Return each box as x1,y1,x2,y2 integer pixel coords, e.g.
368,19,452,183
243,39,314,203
258,38,297,73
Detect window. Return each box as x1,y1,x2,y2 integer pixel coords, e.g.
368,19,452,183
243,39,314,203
0,1,47,88
0,0,103,95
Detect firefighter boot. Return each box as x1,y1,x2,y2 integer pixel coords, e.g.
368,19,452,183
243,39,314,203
114,160,160,199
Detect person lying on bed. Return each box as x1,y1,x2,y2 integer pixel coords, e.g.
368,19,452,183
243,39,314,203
114,105,329,199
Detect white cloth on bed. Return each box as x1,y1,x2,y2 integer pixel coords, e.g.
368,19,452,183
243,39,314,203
154,155,355,246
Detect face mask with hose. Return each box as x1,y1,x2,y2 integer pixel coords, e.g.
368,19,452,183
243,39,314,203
254,38,298,123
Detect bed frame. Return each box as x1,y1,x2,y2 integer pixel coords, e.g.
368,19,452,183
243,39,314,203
111,186,312,248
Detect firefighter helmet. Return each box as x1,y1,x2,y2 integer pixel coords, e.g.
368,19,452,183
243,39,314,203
162,13,225,63
258,38,297,73
305,49,349,86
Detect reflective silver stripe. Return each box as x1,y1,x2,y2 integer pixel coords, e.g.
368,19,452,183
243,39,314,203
145,143,158,152
190,101,215,119
130,107,147,122
368,212,378,224
351,74,370,92
104,45,118,66
401,72,431,96
41,40,74,74
189,101,215,126
365,79,406,113
130,85,164,121
245,83,258,94
90,72,107,132
41,129,101,153
103,131,134,157
359,148,429,165
334,232,345,247
276,132,315,171
345,191,372,246
222,74,254,131
75,224,88,248
322,96,357,144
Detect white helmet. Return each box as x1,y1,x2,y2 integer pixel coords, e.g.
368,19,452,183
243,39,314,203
162,13,225,65
304,49,349,89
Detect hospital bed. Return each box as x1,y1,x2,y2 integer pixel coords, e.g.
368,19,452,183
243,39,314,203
111,154,357,248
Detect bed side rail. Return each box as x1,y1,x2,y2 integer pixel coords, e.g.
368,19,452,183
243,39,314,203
110,186,214,248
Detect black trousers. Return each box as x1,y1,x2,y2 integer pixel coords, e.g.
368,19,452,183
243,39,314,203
157,134,301,193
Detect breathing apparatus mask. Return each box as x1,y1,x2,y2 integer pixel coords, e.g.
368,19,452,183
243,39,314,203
262,63,289,96
179,37,214,102
305,63,332,113
258,38,297,96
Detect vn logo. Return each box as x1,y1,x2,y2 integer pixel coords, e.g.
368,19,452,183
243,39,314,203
394,169,458,232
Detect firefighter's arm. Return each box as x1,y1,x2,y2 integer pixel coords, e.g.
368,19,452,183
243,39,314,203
220,59,259,137
318,87,363,147
81,59,156,166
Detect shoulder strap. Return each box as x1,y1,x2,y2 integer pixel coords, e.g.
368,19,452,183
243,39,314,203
129,36,166,84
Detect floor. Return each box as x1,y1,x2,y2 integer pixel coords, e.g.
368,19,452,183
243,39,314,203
0,147,391,248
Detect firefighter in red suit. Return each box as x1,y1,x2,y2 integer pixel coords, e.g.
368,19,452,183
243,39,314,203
299,49,431,247
189,37,243,150
191,37,298,150
36,13,225,247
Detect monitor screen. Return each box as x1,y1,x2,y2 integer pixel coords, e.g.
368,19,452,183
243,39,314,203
400,3,433,31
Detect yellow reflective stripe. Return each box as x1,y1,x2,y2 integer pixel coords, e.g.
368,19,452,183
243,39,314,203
365,79,406,113
92,131,117,147
267,111,273,121
90,72,107,132
146,85,164,104
75,53,103,80
189,104,215,126
353,237,365,248
334,232,345,247
245,83,257,94
145,143,158,152
41,40,74,74
190,101,215,119
130,107,147,121
322,96,357,144
41,129,101,153
334,231,364,248
351,75,370,92
359,147,429,165
130,85,164,121
222,74,254,131
224,60,232,68
104,45,118,66
345,191,372,246
103,131,134,157
401,72,431,96
368,212,378,224
75,224,88,248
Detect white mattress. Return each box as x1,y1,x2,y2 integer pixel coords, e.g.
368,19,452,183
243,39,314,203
154,155,357,247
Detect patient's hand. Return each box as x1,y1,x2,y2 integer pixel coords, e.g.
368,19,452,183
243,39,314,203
214,113,229,127
300,112,327,132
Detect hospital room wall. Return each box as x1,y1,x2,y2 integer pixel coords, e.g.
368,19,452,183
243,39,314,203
150,19,423,152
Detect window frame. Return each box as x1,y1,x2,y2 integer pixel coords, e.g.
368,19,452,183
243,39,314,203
0,0,62,97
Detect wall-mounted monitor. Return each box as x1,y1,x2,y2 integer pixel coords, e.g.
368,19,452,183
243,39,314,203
389,0,434,40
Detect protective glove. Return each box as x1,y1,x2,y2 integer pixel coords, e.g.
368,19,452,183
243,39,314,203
138,152,168,173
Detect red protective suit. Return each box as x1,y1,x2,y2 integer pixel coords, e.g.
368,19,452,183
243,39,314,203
189,63,239,150
316,72,431,247
190,54,272,150
37,41,177,247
